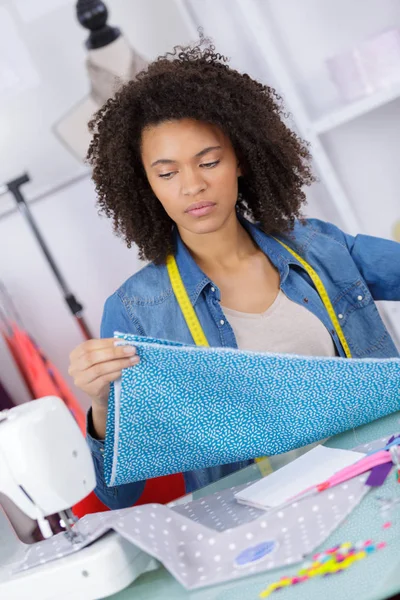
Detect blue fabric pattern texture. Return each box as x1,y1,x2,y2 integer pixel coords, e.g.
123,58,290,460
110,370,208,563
104,332,400,487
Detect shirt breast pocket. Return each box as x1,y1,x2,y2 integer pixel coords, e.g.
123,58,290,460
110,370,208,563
332,280,389,356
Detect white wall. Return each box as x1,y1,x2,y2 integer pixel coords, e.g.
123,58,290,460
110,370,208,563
263,0,400,116
0,0,192,210
258,0,400,235
0,0,194,406
0,176,146,408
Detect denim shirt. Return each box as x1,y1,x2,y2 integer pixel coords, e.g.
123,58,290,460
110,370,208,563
86,217,400,509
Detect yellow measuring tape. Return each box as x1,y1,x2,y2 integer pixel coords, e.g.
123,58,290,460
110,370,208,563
273,239,352,359
166,254,210,347
166,242,352,476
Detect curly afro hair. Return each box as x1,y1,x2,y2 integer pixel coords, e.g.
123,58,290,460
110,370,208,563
87,38,315,264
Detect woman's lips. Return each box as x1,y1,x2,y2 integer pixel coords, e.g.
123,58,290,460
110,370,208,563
185,202,216,217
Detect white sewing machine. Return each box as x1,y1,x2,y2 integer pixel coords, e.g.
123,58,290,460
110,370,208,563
0,397,157,600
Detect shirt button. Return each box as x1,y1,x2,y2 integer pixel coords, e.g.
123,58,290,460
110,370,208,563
220,319,225,326
357,295,363,301
338,314,343,319
100,448,104,454
211,287,215,292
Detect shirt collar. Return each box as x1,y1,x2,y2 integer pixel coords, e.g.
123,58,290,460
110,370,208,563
172,228,211,305
172,215,301,306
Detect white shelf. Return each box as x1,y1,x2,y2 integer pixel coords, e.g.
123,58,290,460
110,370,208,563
312,82,400,134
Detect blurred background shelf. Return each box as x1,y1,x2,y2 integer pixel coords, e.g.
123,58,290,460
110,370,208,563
312,82,400,133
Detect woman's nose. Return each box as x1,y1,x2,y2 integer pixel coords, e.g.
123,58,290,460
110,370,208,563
181,169,207,196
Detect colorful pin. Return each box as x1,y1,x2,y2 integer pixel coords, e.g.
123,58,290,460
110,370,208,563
259,540,386,598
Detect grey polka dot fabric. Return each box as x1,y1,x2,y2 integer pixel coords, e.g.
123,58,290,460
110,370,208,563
171,484,265,531
13,436,394,590
104,333,400,486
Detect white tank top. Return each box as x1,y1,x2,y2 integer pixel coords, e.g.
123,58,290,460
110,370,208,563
221,290,337,357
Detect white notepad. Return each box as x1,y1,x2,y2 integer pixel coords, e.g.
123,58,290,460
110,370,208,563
235,445,364,510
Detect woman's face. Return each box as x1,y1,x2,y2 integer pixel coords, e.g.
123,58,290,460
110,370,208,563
141,118,241,236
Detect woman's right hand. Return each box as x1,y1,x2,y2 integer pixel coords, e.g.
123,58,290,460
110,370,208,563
69,338,139,439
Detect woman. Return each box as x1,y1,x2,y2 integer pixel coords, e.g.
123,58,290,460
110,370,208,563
69,41,400,510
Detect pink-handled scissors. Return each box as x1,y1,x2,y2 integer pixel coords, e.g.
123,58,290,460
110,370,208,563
316,450,392,492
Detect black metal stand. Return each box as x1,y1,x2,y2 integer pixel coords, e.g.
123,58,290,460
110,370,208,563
5,174,93,341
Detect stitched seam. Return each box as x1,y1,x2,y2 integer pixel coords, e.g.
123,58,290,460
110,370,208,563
275,228,317,256
351,330,389,356
255,231,290,266
293,228,318,254
129,288,174,307
117,291,146,335
340,304,358,326
191,277,211,305
332,281,366,306
307,224,349,251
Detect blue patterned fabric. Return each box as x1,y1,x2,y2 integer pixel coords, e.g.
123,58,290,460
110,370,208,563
104,333,400,486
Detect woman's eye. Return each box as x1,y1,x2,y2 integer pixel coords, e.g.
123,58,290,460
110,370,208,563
201,160,220,169
158,161,219,178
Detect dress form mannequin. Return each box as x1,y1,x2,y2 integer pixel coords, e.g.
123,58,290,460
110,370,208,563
86,36,147,107
89,34,135,78
54,1,147,161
